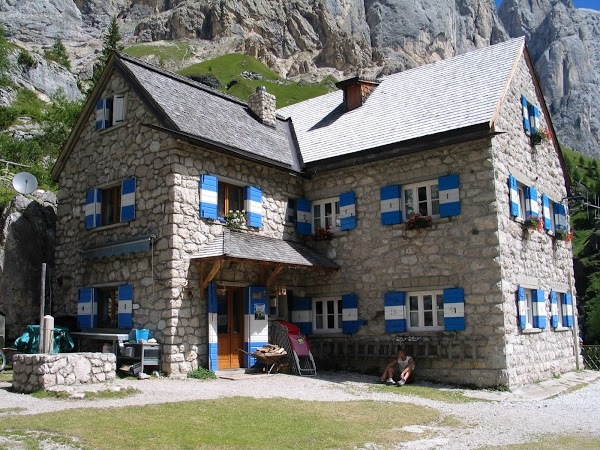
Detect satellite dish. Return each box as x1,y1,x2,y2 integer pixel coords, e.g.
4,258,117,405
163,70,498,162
12,172,38,194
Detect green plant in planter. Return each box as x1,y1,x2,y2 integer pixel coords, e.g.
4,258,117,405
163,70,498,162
554,229,574,242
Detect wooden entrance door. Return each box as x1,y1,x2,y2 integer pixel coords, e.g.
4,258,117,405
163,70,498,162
217,286,244,369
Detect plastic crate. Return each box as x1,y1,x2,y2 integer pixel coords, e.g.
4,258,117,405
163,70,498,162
128,329,150,343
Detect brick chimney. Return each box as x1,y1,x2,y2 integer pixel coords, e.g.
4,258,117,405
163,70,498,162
335,77,380,112
248,86,277,127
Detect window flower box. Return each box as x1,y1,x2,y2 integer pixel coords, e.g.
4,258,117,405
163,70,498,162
313,227,333,241
523,215,543,232
554,229,574,242
225,210,247,230
531,128,550,145
403,213,433,235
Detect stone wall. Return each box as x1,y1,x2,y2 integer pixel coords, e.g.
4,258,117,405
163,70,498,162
492,54,578,385
12,353,116,393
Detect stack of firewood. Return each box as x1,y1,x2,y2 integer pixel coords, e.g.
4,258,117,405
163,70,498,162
254,344,287,356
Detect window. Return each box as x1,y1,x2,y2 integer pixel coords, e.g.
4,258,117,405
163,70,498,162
96,93,126,131
199,175,263,227
286,198,297,224
97,286,118,328
407,291,444,331
313,298,342,332
85,178,136,229
521,95,540,135
77,284,133,329
101,184,121,226
555,292,565,328
524,289,534,328
404,180,439,218
313,197,340,232
509,175,535,222
217,181,244,218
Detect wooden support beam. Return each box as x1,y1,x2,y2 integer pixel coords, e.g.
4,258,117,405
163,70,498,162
201,259,222,291
265,266,283,287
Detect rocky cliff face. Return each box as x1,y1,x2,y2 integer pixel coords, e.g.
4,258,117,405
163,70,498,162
0,0,598,157
0,192,57,342
499,0,600,157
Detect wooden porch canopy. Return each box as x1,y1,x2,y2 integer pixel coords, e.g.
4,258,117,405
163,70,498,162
192,228,339,290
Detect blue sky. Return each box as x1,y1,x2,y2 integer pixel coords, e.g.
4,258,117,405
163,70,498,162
495,0,600,10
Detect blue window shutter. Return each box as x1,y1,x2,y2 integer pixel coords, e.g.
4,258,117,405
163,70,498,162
563,293,574,327
77,288,97,329
112,93,125,125
525,186,539,218
244,185,262,228
529,104,540,133
443,288,465,331
384,292,406,332
120,178,136,222
85,188,101,229
380,185,402,225
542,194,552,231
339,191,357,231
550,291,558,328
207,282,218,371
296,199,312,236
117,284,133,329
199,175,218,219
554,202,567,232
342,294,359,334
517,287,527,330
521,95,531,135
532,289,546,329
95,98,110,130
509,175,520,218
291,296,312,334
439,175,460,217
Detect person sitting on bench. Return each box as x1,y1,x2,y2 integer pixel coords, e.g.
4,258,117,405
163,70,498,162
379,350,415,386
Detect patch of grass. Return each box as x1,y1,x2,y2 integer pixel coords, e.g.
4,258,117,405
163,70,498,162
490,434,600,449
31,390,70,399
83,386,141,400
186,367,217,380
438,414,464,428
11,87,45,122
0,407,25,413
177,53,336,107
124,41,193,66
0,368,13,383
0,397,438,449
370,383,484,403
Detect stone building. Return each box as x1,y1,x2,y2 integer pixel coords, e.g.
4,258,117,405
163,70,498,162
51,37,578,387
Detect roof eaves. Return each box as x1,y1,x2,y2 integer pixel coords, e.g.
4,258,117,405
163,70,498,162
142,123,302,173
303,123,496,174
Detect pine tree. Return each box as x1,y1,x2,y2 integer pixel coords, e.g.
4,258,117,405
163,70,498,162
45,38,71,71
88,16,123,94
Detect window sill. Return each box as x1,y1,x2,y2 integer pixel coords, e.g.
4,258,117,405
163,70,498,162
97,121,127,134
90,221,129,232
521,328,542,334
554,326,572,332
311,329,342,335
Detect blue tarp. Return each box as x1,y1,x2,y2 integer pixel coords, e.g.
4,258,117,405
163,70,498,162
14,325,74,354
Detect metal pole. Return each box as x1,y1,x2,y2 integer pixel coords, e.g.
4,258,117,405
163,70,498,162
39,263,46,353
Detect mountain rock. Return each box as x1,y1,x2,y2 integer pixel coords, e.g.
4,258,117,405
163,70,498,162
499,0,600,157
0,191,57,342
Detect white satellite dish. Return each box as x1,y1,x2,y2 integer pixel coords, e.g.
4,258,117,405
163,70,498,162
12,172,38,194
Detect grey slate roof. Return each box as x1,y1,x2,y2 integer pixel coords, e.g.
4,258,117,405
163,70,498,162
279,37,525,164
191,229,339,269
119,56,299,170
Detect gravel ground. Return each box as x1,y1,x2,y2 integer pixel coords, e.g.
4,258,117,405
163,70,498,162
1,371,600,449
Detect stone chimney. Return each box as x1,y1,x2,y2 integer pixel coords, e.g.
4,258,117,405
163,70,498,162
335,77,380,112
248,86,277,127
